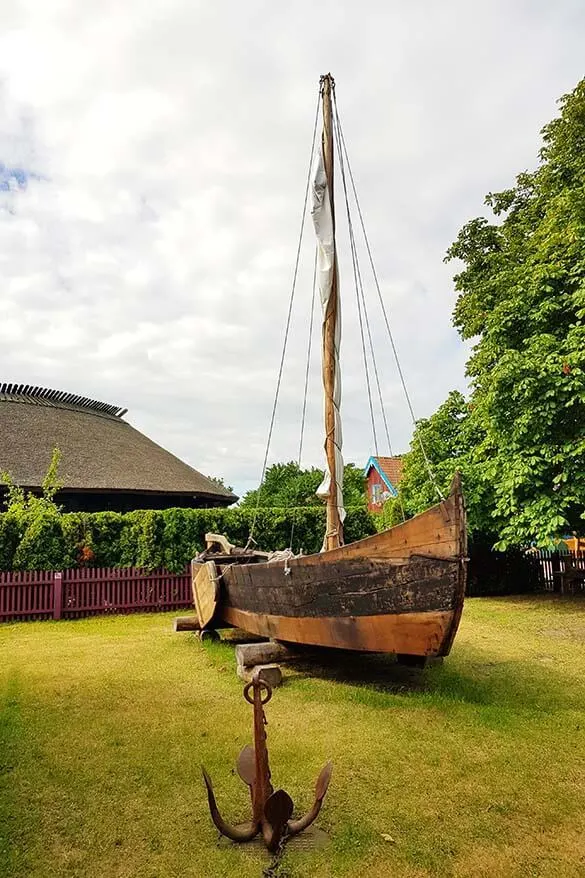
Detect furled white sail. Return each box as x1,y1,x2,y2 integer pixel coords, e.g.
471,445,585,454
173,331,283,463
311,143,345,529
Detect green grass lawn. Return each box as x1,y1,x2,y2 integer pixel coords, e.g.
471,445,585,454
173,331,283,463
1,596,584,878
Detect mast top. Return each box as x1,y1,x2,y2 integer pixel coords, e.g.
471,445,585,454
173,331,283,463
319,73,335,94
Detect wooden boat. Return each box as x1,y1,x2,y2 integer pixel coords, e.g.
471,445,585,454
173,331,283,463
191,74,467,659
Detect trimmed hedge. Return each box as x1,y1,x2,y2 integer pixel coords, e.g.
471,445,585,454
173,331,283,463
0,506,376,572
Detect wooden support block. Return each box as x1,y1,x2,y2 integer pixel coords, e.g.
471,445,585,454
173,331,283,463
236,663,283,688
235,641,311,669
173,615,201,632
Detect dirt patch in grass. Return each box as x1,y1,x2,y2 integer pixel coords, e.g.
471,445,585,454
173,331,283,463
540,626,585,641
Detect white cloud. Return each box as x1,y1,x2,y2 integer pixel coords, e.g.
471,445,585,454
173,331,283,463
0,0,584,496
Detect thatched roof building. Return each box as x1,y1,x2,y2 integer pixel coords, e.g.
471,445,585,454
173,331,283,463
0,383,237,512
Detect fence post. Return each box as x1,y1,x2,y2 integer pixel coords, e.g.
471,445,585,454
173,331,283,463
53,572,63,620
551,553,561,593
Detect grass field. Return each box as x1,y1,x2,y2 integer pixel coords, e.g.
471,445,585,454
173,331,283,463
1,596,584,878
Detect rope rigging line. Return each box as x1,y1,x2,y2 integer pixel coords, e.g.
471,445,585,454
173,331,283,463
332,104,379,458
288,246,318,553
332,93,445,502
246,86,322,548
354,244,407,519
332,102,406,521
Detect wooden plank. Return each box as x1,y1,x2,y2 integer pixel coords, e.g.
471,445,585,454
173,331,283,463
236,663,283,687
435,473,467,655
287,477,464,565
193,561,219,629
235,642,317,667
222,555,459,619
173,615,201,632
221,607,454,656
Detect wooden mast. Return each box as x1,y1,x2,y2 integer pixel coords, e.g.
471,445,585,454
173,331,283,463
321,73,344,550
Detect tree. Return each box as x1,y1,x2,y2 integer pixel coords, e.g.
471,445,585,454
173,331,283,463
205,474,234,494
240,461,367,509
1,446,63,516
443,79,585,547
1,447,69,570
391,391,494,538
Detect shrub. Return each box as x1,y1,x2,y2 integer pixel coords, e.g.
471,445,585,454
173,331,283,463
12,510,67,571
0,515,21,570
0,505,377,572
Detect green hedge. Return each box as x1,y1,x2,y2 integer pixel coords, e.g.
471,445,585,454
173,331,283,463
0,506,376,573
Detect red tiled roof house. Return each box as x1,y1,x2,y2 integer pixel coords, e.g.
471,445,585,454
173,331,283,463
364,455,403,513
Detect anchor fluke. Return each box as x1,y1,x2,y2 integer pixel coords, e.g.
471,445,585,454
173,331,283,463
201,766,258,842
236,744,255,787
287,761,333,836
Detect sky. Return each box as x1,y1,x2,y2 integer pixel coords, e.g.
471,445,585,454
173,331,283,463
0,1,584,499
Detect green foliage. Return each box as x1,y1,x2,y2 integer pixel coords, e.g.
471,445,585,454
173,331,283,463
12,513,66,572
394,79,585,548
0,515,21,570
41,447,63,502
375,495,406,532
60,513,93,569
1,447,63,519
390,391,495,539
342,506,377,545
445,79,585,547
240,461,367,509
0,504,376,572
1,448,68,570
204,474,234,494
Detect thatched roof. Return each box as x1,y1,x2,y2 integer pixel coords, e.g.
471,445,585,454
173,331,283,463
0,383,237,504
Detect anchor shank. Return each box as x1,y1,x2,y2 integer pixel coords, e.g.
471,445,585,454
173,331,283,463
252,677,273,823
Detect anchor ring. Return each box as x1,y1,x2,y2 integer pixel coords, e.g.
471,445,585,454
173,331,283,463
243,679,272,705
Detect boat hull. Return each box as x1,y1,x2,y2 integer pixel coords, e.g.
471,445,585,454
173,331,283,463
221,607,455,655
194,476,467,657
220,554,460,655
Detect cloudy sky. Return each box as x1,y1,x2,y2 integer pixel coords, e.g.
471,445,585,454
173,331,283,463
1,1,584,498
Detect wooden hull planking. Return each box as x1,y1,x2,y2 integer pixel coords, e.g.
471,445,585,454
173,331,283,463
221,606,455,655
194,476,467,657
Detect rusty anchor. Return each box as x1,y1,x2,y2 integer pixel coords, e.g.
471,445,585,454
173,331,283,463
202,676,332,852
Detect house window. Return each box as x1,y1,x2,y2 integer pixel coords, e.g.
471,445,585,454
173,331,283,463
372,484,382,505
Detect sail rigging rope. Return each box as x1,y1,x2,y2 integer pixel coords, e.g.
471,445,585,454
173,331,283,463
332,92,445,503
246,85,322,549
332,103,405,520
288,246,318,554
332,108,379,458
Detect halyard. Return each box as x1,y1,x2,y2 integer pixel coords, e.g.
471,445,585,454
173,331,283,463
1,597,584,878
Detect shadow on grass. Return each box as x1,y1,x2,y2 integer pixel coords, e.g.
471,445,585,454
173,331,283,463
204,637,580,716
291,646,583,715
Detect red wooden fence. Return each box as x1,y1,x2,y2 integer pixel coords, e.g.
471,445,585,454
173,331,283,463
0,566,192,622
